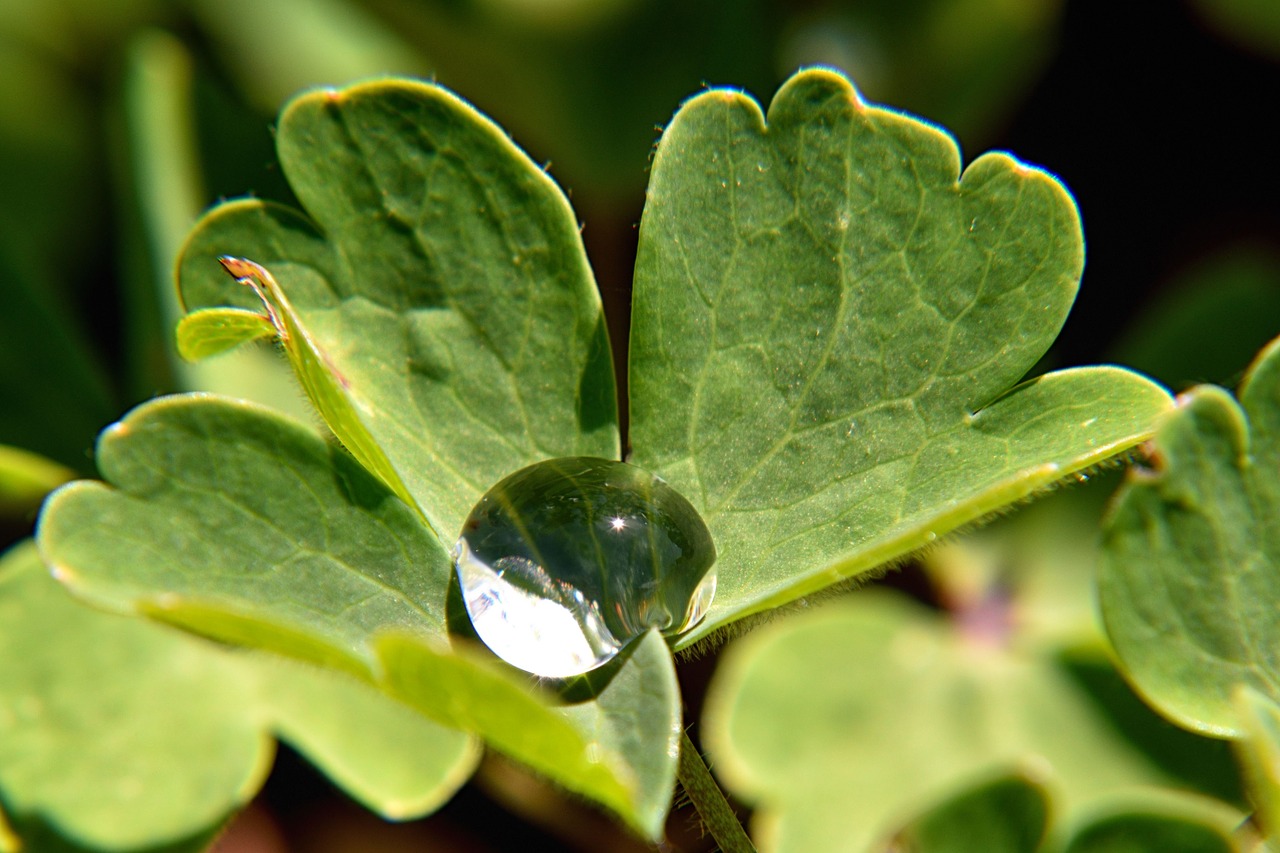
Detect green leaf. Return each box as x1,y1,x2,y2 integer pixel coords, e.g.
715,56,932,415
1098,334,1280,737
1057,793,1240,853
702,592,1180,853
1233,687,1280,839
0,254,115,474
176,307,276,361
115,32,316,424
0,540,475,851
37,394,673,832
177,78,619,541
195,256,423,524
779,0,1063,145
0,444,74,517
890,772,1050,853
37,394,451,672
557,630,682,836
191,0,428,113
1190,0,1280,60
1109,246,1280,392
116,29,204,397
628,68,1173,645
377,629,680,840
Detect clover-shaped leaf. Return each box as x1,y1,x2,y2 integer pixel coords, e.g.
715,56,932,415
0,445,73,518
177,78,619,540
628,69,1172,645
702,592,1187,853
1099,333,1280,737
0,541,476,852
36,395,677,838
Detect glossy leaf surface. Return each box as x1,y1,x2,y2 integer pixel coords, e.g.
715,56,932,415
37,395,678,837
629,69,1173,644
178,78,619,541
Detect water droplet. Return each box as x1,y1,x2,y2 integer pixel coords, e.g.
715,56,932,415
454,457,717,677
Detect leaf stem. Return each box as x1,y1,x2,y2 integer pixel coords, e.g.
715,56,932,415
678,729,756,853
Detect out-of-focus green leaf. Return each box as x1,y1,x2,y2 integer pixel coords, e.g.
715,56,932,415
1110,246,1280,392
778,0,1064,145
1056,793,1240,853
702,592,1176,853
1191,0,1280,60
362,0,782,200
178,78,619,541
0,540,476,852
377,629,680,840
117,29,203,396
628,68,1172,646
115,30,315,423
1099,334,1280,737
0,35,98,277
0,445,74,517
192,0,428,113
0,256,115,473
1233,687,1280,839
889,772,1050,853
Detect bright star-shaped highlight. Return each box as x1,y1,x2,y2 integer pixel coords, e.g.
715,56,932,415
609,516,626,531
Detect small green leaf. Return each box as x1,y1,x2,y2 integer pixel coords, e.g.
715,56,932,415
890,772,1050,853
177,78,619,541
176,307,276,361
1057,793,1240,853
0,541,475,851
702,592,1177,853
1233,687,1280,839
1099,334,1280,737
204,256,424,527
375,629,680,840
0,444,74,516
629,68,1172,645
37,394,451,670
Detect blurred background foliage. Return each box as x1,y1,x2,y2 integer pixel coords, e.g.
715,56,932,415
3,0,1280,850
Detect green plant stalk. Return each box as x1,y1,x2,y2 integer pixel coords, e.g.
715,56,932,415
678,730,757,853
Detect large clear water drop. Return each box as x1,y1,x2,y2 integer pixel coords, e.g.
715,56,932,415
454,457,717,677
